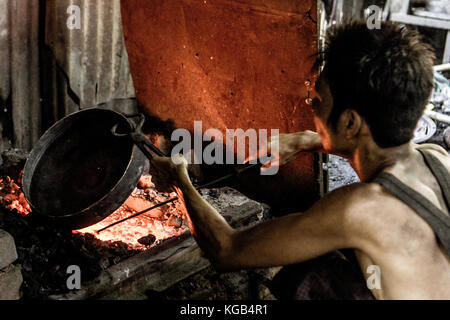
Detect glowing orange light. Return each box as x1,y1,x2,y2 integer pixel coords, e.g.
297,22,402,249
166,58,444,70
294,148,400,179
74,175,186,250
0,173,185,251
0,176,32,217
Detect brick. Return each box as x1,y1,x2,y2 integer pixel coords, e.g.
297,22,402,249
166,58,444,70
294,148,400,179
0,230,18,270
0,264,23,300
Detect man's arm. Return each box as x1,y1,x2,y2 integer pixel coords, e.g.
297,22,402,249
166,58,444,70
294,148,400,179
268,130,324,166
167,159,363,272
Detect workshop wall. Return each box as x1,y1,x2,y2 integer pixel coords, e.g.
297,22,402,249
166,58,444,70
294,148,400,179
0,0,41,152
121,0,322,213
45,0,136,109
0,0,139,152
43,0,138,130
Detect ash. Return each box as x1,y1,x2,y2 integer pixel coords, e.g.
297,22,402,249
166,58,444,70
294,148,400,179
328,155,360,192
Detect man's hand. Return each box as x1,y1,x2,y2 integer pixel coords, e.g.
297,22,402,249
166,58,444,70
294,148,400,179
149,154,189,193
267,130,323,166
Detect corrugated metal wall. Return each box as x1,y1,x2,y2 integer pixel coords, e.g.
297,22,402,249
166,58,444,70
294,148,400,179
0,0,41,152
0,0,137,152
45,0,135,109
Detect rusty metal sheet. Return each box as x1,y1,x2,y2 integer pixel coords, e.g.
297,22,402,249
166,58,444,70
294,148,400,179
121,0,320,212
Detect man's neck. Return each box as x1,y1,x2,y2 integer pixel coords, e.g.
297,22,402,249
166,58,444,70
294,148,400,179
348,141,416,182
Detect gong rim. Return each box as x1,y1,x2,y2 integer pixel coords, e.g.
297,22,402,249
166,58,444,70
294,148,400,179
22,108,146,229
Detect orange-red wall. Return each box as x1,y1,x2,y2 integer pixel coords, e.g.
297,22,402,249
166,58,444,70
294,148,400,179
121,0,320,213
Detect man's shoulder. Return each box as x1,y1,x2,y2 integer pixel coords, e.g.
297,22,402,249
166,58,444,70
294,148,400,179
315,182,392,249
415,143,450,169
324,182,384,206
323,182,403,223
318,182,389,224
415,143,448,156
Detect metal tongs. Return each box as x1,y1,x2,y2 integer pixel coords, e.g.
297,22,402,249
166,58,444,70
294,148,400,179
98,114,267,233
111,113,167,158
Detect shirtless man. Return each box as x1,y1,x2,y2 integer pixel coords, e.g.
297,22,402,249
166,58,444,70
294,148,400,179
151,21,450,299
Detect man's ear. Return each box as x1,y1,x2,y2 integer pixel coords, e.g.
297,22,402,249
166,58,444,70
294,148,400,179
339,109,362,139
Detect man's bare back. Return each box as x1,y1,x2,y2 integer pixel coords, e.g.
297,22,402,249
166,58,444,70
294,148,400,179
344,144,450,299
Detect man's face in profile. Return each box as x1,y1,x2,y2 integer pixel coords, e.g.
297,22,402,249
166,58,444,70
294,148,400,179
309,69,336,152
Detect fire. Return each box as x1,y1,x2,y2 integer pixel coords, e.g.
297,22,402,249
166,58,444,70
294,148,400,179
0,175,32,216
0,172,186,251
73,175,187,250
74,206,186,251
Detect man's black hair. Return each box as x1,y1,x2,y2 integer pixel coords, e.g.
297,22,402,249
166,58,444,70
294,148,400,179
319,20,435,148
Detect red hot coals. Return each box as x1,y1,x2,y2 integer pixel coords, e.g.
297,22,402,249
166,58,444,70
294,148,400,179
0,172,187,251
74,175,187,250
0,175,31,217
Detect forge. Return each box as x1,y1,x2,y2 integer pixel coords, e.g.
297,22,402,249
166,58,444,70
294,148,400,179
73,174,186,251
0,148,271,300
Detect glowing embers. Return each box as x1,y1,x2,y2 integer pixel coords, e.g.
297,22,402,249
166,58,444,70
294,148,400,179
74,175,187,251
0,172,186,251
0,175,31,217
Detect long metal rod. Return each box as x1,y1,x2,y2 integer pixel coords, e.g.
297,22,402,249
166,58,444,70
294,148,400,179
97,162,264,233
96,197,178,233
97,120,268,233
